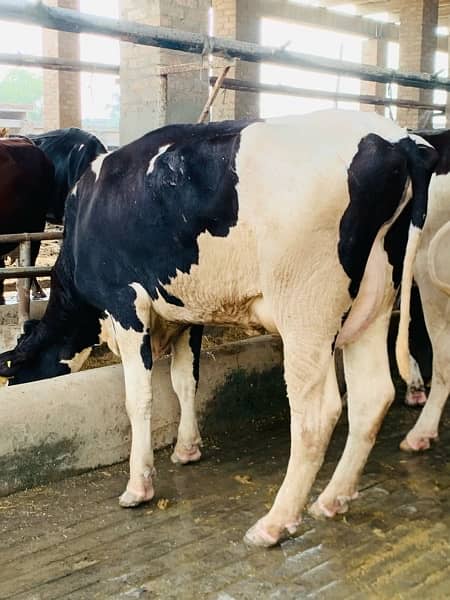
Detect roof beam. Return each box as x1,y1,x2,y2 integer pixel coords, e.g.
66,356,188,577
258,1,398,40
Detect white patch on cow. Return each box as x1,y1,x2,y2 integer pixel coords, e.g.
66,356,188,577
396,224,421,382
99,312,120,355
90,153,108,182
147,144,171,175
408,134,433,148
78,143,85,151
170,329,202,464
428,220,450,295
60,347,92,372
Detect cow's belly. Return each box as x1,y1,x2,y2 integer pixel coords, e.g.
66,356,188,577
152,225,275,332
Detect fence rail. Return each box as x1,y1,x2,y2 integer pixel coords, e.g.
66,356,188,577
0,231,62,326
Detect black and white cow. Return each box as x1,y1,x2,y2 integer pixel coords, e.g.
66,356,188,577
400,129,450,450
0,111,437,547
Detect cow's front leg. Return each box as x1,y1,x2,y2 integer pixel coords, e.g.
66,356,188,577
245,337,341,547
310,311,394,518
170,325,203,465
113,317,155,508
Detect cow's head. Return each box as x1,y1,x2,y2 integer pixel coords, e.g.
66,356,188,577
0,319,95,386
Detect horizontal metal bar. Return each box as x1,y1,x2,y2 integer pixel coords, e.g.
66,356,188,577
211,77,447,112
0,266,53,278
0,231,63,243
0,52,119,74
1,1,450,90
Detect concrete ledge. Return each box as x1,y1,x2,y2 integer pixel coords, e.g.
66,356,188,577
0,335,285,497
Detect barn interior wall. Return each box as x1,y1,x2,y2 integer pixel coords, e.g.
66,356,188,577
397,0,439,128
42,0,81,130
119,0,210,145
40,1,446,140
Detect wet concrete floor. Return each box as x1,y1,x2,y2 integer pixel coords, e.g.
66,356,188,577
0,399,449,599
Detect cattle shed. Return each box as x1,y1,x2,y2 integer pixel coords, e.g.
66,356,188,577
1,1,450,599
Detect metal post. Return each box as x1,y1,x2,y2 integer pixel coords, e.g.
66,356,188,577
17,239,31,329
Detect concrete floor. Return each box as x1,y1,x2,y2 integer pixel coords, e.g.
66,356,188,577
0,399,449,599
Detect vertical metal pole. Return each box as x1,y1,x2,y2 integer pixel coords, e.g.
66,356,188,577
17,239,31,329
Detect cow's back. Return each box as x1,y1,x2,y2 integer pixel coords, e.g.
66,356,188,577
0,138,54,235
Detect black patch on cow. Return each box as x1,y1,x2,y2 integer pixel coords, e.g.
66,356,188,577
383,202,411,289
140,331,152,370
414,129,450,176
339,133,409,298
30,127,107,223
396,137,437,229
68,120,254,331
189,325,203,386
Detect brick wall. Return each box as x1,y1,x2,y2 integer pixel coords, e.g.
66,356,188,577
120,0,209,145
211,0,259,121
397,0,438,129
360,38,387,115
42,0,81,130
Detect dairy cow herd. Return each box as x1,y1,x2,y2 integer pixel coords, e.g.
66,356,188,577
0,110,449,546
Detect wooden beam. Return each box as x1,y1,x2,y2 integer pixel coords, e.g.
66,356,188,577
211,76,446,112
0,52,119,74
0,1,449,90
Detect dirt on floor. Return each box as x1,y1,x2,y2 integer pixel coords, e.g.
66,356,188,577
0,397,449,599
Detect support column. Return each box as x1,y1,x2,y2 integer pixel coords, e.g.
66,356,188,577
42,0,81,130
397,0,438,129
211,0,260,121
360,37,388,115
446,20,450,129
120,0,210,145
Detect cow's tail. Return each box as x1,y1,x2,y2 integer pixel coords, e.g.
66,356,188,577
395,137,438,383
428,221,450,295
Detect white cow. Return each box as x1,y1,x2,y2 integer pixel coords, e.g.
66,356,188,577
401,167,450,451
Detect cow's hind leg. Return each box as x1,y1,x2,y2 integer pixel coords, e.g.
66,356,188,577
310,310,394,518
401,327,450,452
245,334,342,547
170,325,203,465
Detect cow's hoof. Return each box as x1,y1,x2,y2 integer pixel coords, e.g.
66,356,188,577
170,444,201,465
400,432,436,452
404,389,427,407
0,298,5,306
119,471,155,507
244,519,280,548
243,517,300,548
309,492,358,519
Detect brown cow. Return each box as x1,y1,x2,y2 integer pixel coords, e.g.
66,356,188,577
0,137,54,304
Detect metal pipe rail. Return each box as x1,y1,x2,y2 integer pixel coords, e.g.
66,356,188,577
0,230,62,326
210,76,447,113
0,231,63,244
1,1,450,91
